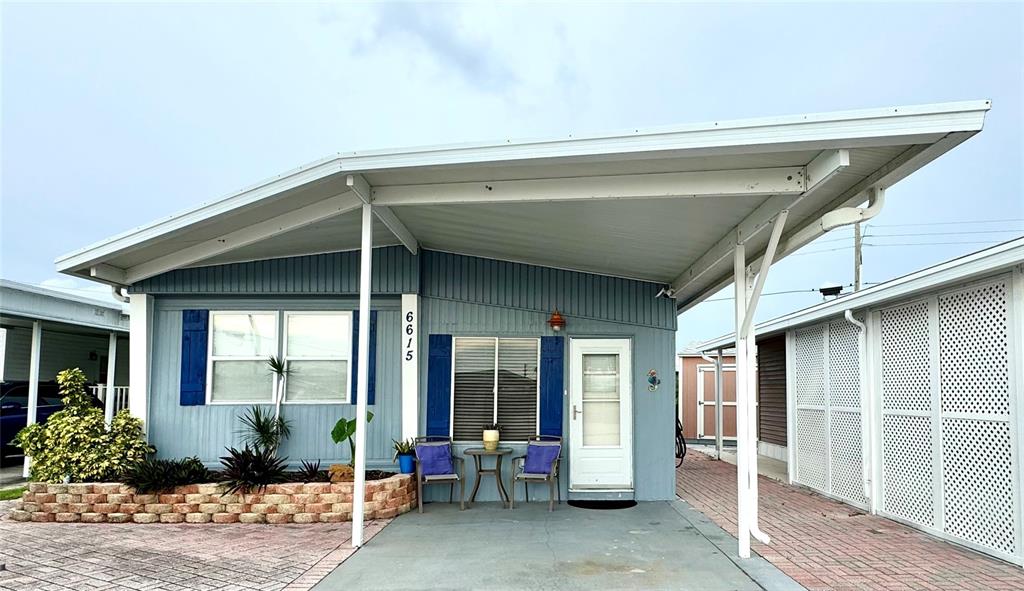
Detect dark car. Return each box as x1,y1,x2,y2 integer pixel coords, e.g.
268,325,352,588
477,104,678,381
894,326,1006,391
0,381,102,466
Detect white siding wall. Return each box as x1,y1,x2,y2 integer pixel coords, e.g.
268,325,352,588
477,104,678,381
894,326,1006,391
788,268,1023,565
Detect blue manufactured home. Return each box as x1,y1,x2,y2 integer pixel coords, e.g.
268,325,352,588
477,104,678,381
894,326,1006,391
56,101,989,553
130,247,677,501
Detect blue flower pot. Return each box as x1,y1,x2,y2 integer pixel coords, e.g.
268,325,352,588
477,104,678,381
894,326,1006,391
398,454,415,474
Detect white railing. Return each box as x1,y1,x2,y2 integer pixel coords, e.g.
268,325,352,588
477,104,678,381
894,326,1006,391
90,385,130,415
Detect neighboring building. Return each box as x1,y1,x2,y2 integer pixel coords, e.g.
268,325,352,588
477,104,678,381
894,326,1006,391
676,352,736,443
52,101,989,551
0,280,130,466
697,237,1024,565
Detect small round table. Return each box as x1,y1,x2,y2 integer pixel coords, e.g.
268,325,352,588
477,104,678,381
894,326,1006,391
464,447,513,507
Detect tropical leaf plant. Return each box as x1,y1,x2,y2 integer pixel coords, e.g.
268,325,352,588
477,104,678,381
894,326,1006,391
237,405,292,456
218,446,289,494
331,411,374,467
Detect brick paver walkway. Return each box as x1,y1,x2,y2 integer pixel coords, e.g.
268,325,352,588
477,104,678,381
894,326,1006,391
0,500,388,591
677,452,1024,591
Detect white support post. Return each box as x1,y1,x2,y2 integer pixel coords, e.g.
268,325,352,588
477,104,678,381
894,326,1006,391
23,321,42,478
128,294,154,428
104,333,118,425
352,203,373,548
715,348,724,460
401,294,419,441
733,243,752,558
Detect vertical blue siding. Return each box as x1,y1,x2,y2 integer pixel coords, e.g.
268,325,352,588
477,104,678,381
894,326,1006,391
129,246,419,295
419,250,676,330
418,299,676,502
148,298,402,468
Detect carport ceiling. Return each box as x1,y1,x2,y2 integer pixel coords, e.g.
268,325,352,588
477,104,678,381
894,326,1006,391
56,101,990,312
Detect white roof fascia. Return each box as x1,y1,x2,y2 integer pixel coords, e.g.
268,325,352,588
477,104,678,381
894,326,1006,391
55,100,991,278
695,237,1024,351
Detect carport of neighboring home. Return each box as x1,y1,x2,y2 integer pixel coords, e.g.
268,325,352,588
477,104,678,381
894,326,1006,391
55,100,990,554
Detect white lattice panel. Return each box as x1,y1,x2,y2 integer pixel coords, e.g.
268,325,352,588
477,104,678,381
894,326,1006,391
880,300,932,412
882,414,935,528
796,408,828,492
938,280,1011,416
942,419,1016,556
828,320,861,409
830,410,866,506
795,325,826,406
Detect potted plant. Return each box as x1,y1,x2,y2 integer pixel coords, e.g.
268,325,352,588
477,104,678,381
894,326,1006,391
482,423,500,451
392,438,416,474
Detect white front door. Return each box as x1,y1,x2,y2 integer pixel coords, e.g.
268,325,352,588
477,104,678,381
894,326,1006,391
568,338,633,490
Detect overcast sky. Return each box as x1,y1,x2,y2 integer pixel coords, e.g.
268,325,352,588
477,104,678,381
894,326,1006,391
2,2,1022,350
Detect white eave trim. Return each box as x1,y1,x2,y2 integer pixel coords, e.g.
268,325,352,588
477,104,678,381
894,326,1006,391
696,237,1024,350
55,100,991,279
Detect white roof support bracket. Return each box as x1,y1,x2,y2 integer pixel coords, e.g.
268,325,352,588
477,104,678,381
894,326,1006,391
740,209,788,337
370,167,806,206
348,173,419,254
669,150,849,297
347,174,372,204
374,206,419,255
123,192,363,284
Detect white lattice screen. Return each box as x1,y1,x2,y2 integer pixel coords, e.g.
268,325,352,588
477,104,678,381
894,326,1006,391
790,319,867,508
878,275,1019,563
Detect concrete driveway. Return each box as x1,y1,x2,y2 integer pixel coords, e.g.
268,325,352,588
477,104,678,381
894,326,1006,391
314,500,801,591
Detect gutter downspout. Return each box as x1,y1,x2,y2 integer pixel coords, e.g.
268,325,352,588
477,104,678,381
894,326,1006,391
111,286,128,303
844,310,872,502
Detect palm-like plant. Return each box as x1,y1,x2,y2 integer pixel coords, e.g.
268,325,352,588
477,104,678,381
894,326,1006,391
267,356,290,421
238,405,292,456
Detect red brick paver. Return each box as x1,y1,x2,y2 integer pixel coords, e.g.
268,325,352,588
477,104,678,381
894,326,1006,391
0,500,389,591
677,452,1024,591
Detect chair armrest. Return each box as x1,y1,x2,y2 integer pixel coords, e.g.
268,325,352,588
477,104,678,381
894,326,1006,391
453,455,465,478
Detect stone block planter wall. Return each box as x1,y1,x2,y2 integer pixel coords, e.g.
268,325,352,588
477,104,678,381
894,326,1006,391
9,473,415,524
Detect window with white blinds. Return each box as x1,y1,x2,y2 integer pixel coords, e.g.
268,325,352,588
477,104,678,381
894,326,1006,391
452,337,539,441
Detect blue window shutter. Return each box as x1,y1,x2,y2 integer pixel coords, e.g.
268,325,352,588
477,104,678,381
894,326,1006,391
350,311,378,404
539,336,564,436
426,334,453,436
180,310,209,406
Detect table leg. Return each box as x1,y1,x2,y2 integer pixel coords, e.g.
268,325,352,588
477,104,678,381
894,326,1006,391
495,455,510,507
469,455,483,503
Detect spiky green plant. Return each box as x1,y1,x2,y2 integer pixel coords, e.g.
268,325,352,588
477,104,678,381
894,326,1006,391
237,405,292,456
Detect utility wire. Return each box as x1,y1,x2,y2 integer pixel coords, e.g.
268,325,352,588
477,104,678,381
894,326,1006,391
869,218,1024,228
702,284,854,302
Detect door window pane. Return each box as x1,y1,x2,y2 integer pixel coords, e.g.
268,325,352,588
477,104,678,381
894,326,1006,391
582,353,621,446
211,360,274,402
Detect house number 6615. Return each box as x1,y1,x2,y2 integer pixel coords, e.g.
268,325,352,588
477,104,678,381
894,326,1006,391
404,311,415,361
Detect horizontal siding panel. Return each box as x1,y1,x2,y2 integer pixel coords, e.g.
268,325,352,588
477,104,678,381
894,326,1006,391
757,335,788,446
130,246,418,296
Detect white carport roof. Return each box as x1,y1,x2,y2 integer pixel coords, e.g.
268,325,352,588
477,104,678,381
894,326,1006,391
57,100,990,311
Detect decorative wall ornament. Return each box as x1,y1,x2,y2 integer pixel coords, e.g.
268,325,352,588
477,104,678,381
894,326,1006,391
647,369,661,392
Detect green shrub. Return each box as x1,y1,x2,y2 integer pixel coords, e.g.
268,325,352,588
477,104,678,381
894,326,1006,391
14,368,153,482
123,456,213,493
219,446,289,494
